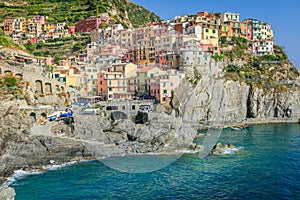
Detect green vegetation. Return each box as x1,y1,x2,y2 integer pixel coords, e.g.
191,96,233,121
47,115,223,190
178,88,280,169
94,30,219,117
220,35,299,93
211,54,224,62
24,41,36,53
2,75,17,87
30,34,91,57
0,30,25,50
221,36,250,61
0,0,161,28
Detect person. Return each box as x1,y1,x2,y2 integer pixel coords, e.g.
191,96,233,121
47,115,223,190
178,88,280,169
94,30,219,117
39,117,46,125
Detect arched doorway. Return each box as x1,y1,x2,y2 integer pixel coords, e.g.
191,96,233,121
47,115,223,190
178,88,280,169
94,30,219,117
35,80,43,94
29,112,37,122
44,82,52,94
4,70,12,76
15,73,23,79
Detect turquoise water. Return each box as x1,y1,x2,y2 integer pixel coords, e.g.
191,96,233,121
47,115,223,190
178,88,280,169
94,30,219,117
10,124,300,199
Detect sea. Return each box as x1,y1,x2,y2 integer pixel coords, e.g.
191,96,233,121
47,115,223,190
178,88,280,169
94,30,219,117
6,123,300,199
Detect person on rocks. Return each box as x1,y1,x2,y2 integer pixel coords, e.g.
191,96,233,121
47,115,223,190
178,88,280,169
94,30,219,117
39,117,47,125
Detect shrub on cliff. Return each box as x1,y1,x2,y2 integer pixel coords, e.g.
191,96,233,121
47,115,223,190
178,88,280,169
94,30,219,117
3,75,17,87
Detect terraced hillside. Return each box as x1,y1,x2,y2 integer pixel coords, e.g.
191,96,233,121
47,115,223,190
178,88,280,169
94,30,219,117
0,0,161,28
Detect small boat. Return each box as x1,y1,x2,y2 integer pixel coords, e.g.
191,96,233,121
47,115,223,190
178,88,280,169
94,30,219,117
231,127,243,131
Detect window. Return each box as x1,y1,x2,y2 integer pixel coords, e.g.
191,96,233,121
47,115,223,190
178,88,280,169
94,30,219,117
205,29,208,33
150,74,154,78
100,81,102,85
109,88,112,91
163,89,167,94
163,82,166,87
114,74,116,79
109,81,111,86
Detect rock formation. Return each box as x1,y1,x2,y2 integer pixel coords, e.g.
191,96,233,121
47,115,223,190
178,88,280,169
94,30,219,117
174,67,300,127
0,186,15,200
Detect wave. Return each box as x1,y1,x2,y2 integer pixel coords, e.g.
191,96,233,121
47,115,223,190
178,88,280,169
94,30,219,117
1,160,88,187
1,169,43,187
217,147,242,155
42,160,78,170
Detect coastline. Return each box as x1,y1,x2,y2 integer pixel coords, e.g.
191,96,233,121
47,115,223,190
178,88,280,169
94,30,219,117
0,156,95,187
197,117,299,131
1,117,299,186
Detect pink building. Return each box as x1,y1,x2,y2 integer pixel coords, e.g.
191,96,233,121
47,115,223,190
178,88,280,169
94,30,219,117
150,70,185,102
44,57,54,65
32,16,45,25
199,38,220,55
68,26,76,35
97,71,128,100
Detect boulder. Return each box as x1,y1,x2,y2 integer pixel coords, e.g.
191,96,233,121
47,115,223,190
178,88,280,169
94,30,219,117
0,186,16,200
211,143,236,155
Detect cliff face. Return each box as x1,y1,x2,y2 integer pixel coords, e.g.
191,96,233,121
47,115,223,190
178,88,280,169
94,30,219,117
246,84,300,118
174,65,300,127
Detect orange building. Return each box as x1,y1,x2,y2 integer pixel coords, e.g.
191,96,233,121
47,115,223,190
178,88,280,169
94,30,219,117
221,21,252,40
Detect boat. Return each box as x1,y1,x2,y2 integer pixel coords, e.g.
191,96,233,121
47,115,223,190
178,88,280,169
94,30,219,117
231,127,243,131
230,124,249,131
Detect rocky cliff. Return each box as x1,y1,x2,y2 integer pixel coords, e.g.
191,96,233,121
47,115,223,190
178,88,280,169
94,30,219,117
174,63,300,127
0,97,197,185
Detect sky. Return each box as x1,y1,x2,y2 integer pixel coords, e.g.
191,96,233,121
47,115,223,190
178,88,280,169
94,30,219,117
131,0,300,70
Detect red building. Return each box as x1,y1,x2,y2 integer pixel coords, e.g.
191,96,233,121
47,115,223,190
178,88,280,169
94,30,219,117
75,16,110,33
68,26,76,35
97,71,108,98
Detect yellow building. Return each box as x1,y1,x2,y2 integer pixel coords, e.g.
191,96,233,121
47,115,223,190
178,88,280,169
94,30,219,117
201,25,219,40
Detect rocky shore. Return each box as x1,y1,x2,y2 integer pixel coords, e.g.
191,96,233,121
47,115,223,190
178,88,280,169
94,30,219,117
0,99,199,186
1,65,299,187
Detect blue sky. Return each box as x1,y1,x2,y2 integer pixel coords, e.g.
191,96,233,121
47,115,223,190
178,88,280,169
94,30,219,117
131,0,300,69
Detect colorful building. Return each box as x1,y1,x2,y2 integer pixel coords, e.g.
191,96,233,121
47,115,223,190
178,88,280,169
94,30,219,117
252,40,274,56
75,16,110,33
136,66,161,94
150,70,185,102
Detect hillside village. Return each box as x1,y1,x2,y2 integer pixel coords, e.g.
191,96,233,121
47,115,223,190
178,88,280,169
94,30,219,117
0,10,293,103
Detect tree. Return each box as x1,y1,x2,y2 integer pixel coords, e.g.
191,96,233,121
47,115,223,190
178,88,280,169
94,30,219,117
54,53,61,65
24,41,36,53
